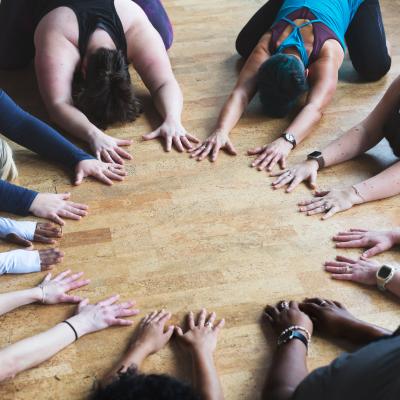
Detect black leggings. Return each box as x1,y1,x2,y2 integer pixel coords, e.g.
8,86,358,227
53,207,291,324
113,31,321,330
235,0,391,82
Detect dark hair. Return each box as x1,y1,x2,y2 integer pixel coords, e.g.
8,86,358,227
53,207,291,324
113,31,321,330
257,53,308,118
92,369,200,400
73,48,142,129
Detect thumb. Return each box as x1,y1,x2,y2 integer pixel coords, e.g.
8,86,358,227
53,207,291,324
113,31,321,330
174,326,184,337
142,130,160,141
309,171,317,190
61,192,71,200
77,298,90,312
6,233,32,248
363,245,382,258
116,138,132,146
165,325,175,340
225,140,237,156
75,169,85,186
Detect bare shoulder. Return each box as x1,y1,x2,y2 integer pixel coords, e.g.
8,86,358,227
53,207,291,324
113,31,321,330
115,0,151,33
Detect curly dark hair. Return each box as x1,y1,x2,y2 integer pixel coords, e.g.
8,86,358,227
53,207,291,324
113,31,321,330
73,48,142,129
257,53,308,118
92,368,200,400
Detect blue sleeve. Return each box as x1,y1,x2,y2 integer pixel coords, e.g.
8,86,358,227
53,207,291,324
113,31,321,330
0,180,38,216
0,89,94,169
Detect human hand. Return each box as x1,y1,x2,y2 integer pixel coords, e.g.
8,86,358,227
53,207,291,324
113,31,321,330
37,269,90,304
333,228,399,258
175,308,225,355
90,132,132,164
75,159,127,186
189,130,237,162
130,310,174,357
143,120,199,152
39,248,64,271
298,187,362,220
69,295,139,337
324,255,380,285
29,193,88,226
264,300,313,337
271,160,319,193
248,138,293,172
5,222,62,247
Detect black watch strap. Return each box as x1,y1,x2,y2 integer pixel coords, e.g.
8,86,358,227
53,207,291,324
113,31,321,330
307,151,325,169
290,331,309,349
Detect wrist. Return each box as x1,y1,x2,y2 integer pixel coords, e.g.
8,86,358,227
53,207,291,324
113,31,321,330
190,346,215,361
125,342,152,367
66,315,92,338
30,287,44,303
347,186,364,205
306,159,319,171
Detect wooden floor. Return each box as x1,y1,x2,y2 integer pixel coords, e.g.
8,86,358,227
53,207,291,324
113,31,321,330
1,1,400,399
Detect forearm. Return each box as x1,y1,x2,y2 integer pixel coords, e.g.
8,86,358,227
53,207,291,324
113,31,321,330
0,250,41,276
353,161,400,203
48,102,102,145
0,322,76,382
0,181,38,216
322,123,383,168
0,287,42,316
264,341,308,400
192,351,224,400
152,79,183,123
285,103,323,144
215,90,249,134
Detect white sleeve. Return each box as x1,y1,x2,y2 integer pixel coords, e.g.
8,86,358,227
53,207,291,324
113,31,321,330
0,250,41,275
0,217,37,241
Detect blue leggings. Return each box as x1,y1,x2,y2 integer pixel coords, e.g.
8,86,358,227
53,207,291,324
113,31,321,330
0,0,173,70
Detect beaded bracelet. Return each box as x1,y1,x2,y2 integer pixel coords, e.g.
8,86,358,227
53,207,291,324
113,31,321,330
279,325,312,342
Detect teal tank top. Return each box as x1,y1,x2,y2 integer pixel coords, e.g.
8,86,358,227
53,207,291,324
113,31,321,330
273,0,364,66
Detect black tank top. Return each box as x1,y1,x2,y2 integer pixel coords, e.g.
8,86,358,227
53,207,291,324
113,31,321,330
36,0,128,59
383,100,400,157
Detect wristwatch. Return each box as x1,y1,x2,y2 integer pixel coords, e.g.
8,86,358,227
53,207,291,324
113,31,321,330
376,264,396,291
282,132,297,149
307,151,325,169
277,330,308,349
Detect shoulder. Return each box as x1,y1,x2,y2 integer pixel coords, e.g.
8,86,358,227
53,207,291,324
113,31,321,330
115,0,151,33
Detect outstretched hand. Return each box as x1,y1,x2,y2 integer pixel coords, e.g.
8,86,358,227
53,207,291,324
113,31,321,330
29,193,89,226
175,308,225,355
75,159,127,186
248,138,293,172
143,121,199,152
37,269,90,304
90,133,133,164
189,131,237,162
5,223,62,248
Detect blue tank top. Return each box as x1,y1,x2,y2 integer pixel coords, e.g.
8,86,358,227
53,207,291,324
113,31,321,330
273,0,364,66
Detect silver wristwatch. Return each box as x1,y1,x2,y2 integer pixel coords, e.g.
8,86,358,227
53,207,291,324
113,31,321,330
376,265,396,291
282,132,297,149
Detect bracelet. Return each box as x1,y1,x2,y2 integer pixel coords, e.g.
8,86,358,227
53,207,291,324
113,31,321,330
351,185,366,203
279,325,311,342
62,320,79,341
37,284,46,304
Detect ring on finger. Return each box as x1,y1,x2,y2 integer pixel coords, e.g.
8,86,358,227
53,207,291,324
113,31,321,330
279,301,289,310
205,322,213,328
319,300,327,306
323,202,331,211
345,265,353,273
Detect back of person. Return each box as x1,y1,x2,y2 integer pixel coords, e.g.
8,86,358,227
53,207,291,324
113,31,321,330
274,0,364,48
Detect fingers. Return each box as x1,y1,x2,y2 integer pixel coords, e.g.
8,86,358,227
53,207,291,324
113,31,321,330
39,249,64,266
110,318,134,327
266,154,281,172
94,170,114,186
322,207,340,220
188,311,195,329
34,234,56,244
78,298,90,310
50,214,65,226
165,135,173,152
97,294,120,307
180,136,193,150
175,326,184,336
197,143,213,161
116,139,133,147
60,294,82,303
335,255,357,264
186,133,200,143
206,312,216,327
197,308,207,327
101,149,114,164
172,136,185,153
286,176,304,193
264,305,279,321
363,245,384,258
211,143,222,162
213,318,225,333
114,146,133,161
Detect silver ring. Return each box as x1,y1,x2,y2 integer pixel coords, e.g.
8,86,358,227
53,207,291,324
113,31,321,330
205,322,213,328
324,202,330,211
319,301,327,306
279,301,289,310
345,265,352,273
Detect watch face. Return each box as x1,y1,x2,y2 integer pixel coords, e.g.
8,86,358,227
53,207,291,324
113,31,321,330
378,265,392,279
308,151,322,158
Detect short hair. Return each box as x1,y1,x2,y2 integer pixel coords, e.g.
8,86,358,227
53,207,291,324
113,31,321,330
0,139,18,181
73,48,142,129
257,53,308,118
92,368,200,400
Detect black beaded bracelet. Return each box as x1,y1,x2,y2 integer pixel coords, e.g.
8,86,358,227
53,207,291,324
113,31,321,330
62,320,79,341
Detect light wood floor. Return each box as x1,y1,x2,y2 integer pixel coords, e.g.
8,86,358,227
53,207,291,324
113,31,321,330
1,1,400,399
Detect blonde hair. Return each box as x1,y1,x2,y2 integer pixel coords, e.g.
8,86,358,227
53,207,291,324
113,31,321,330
0,139,18,181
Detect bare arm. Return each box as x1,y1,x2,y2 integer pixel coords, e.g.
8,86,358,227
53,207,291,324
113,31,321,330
190,38,271,162
0,295,138,382
34,30,132,164
0,288,42,316
127,10,199,152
